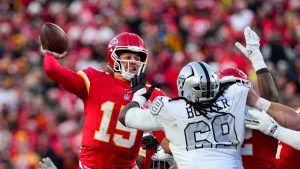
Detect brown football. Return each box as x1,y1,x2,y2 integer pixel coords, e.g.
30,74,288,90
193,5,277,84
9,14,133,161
40,22,68,54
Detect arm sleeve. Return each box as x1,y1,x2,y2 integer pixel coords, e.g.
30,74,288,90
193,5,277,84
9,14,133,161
275,126,300,151
125,107,163,131
44,53,87,99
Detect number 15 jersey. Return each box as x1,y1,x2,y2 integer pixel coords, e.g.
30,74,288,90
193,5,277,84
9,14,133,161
77,68,165,169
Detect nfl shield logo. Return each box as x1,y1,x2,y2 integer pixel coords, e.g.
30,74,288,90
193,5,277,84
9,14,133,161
124,93,130,100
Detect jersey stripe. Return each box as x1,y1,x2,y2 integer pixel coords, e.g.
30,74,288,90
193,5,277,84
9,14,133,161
77,71,90,94
139,147,146,157
197,62,210,98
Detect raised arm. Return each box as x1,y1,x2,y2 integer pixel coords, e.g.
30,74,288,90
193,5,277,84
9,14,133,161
43,51,87,99
235,26,279,102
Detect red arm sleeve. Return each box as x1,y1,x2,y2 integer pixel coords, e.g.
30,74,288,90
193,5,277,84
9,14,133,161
43,53,87,99
152,131,166,143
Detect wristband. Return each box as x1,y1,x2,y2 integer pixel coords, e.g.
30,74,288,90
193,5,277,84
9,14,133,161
255,97,272,111
256,68,269,74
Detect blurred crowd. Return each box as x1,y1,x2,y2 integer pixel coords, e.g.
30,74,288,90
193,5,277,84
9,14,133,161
0,0,300,168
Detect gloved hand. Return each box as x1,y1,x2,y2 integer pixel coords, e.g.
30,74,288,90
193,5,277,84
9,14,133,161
131,72,156,106
141,134,159,150
152,145,174,161
245,109,279,137
235,26,267,71
39,157,57,169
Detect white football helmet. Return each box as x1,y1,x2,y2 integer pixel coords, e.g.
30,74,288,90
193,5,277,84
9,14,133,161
177,61,220,102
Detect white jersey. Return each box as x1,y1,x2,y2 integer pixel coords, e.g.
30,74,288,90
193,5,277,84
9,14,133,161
125,84,250,169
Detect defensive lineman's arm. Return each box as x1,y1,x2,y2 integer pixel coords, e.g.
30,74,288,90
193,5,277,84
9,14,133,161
119,73,163,131
247,89,300,130
246,109,300,150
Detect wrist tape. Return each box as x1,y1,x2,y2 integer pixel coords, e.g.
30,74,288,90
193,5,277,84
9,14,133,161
255,97,272,111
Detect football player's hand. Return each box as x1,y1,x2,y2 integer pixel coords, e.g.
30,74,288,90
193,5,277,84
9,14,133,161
235,26,266,71
40,45,67,59
152,145,174,161
131,72,147,94
39,157,57,169
141,134,159,150
131,72,156,106
245,109,278,137
131,72,147,106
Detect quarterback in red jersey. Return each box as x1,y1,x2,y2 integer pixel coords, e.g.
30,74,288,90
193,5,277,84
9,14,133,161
234,26,279,169
42,32,165,169
276,107,300,169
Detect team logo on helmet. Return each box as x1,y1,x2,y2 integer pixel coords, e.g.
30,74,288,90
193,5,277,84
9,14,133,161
108,37,119,48
177,76,186,90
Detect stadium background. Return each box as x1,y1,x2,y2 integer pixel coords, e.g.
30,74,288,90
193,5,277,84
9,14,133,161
0,0,299,168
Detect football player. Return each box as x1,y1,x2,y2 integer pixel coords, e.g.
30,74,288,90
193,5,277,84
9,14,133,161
234,26,279,169
219,67,300,168
276,107,300,169
41,32,166,169
120,61,250,169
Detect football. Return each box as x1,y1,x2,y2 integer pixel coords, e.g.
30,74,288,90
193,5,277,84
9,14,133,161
40,22,68,54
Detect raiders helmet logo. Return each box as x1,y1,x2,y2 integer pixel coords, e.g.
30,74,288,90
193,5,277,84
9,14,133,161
177,75,186,90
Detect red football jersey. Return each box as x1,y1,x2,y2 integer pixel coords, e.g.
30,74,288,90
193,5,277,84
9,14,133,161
241,129,277,169
78,68,165,168
276,141,300,169
276,110,300,169
43,53,166,169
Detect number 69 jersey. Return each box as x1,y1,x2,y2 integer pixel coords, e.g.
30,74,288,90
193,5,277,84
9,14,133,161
126,83,250,169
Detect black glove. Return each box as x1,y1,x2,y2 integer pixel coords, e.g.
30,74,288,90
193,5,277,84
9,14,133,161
143,83,156,100
131,72,147,94
141,135,159,150
131,73,156,106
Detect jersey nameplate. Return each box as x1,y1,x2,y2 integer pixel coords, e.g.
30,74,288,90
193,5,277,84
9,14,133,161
186,98,231,119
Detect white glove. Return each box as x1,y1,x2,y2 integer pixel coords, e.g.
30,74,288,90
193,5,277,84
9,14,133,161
152,145,173,160
39,157,57,169
235,26,267,71
152,145,177,169
245,109,279,137
132,88,147,106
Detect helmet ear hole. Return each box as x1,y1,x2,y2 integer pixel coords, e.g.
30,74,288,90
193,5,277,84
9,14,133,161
114,60,121,71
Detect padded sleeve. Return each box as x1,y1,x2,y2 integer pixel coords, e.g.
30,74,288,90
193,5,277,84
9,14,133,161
125,107,163,131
